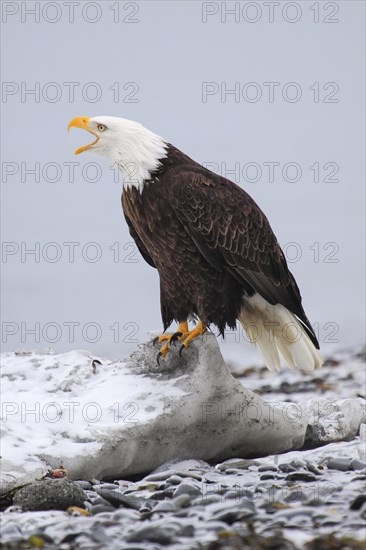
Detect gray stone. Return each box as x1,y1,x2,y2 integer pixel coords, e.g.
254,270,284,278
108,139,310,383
326,458,353,471
350,495,366,510
284,490,308,502
174,482,202,498
126,524,178,544
213,506,255,524
97,488,153,511
306,397,366,444
305,461,323,475
95,483,119,491
175,471,203,481
144,472,172,482
92,495,116,507
153,500,175,512
91,503,115,515
166,475,183,485
152,458,211,475
278,463,297,473
13,479,86,511
84,490,98,501
171,494,191,508
74,480,92,490
200,494,222,505
179,524,195,537
258,464,278,472
286,472,317,482
351,459,366,470
290,459,307,468
216,459,260,471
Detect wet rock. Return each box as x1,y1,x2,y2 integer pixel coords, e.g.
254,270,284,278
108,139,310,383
286,472,317,482
174,482,202,498
213,506,254,524
91,503,115,515
151,458,211,477
326,458,353,471
126,523,178,544
258,464,278,472
74,480,92,490
153,500,175,512
200,494,222,505
216,459,260,471
97,488,153,511
305,461,323,475
92,495,115,507
171,494,191,508
94,483,119,491
351,459,366,471
350,495,366,511
13,479,86,511
166,475,183,485
278,463,297,473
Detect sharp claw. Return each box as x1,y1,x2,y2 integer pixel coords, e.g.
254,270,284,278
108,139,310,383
153,336,159,347
157,352,162,365
179,344,185,357
170,332,183,346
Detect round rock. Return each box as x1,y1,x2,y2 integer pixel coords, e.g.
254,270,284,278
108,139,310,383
13,479,86,511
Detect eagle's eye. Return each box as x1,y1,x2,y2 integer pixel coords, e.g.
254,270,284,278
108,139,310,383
97,124,107,132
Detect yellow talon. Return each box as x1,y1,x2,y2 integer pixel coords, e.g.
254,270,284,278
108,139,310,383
160,342,169,358
179,320,206,355
155,321,206,363
155,334,171,344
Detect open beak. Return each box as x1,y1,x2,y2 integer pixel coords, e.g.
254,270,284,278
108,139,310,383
68,117,99,155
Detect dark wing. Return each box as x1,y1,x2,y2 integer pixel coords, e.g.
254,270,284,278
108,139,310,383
124,213,156,269
167,167,319,348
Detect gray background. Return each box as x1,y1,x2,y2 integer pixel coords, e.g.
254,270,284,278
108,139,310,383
1,1,365,366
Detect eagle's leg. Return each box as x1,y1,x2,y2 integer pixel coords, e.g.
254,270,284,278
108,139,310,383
153,321,189,346
179,320,206,356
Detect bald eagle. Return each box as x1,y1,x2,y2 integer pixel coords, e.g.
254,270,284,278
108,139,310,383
68,116,323,373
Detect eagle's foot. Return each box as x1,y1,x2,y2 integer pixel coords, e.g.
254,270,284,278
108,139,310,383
153,334,170,346
156,343,169,365
153,321,189,347
179,320,206,356
154,321,189,364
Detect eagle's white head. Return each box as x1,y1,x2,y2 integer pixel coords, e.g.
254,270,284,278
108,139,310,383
68,116,168,191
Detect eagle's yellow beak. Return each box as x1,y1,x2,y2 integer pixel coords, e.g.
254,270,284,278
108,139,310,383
68,116,99,155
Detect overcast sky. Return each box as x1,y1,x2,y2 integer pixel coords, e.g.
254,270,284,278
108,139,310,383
1,1,365,366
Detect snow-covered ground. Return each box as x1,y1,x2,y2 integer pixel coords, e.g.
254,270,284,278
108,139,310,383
1,337,365,549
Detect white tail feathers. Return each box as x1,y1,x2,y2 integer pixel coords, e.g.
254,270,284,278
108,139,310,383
239,294,323,374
